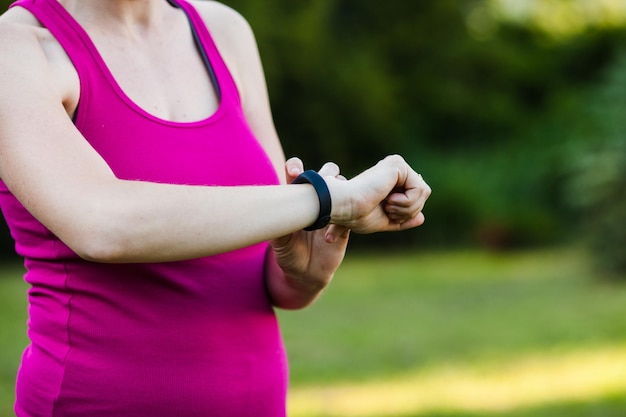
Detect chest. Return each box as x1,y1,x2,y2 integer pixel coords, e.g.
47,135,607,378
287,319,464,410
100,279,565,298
91,29,219,123
43,17,219,123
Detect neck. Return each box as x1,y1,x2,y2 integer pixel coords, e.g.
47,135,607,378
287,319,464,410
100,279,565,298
59,0,174,32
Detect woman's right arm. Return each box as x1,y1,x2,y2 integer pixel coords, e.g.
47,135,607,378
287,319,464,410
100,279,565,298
0,21,326,263
0,20,430,265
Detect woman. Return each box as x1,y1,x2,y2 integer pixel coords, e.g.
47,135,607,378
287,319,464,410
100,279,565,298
0,0,431,415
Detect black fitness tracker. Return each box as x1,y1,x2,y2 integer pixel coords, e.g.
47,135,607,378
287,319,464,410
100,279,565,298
293,170,332,231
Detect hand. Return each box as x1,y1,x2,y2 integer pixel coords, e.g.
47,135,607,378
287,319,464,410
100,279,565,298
328,155,431,234
269,158,351,296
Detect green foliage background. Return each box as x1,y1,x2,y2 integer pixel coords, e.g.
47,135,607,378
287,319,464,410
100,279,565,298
1,0,625,265
1,2,625,414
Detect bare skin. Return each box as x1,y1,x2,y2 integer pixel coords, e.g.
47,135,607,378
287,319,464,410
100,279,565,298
0,0,431,309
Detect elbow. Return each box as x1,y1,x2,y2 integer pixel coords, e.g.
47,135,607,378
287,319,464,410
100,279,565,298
72,237,128,264
60,206,135,263
69,229,131,264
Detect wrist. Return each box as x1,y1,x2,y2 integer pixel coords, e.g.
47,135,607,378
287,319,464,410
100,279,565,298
325,177,355,226
293,170,332,231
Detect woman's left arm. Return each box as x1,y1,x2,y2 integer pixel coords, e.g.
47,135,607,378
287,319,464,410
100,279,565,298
264,158,352,309
195,2,348,309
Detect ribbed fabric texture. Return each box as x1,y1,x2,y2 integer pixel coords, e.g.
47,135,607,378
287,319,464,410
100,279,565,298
1,0,286,415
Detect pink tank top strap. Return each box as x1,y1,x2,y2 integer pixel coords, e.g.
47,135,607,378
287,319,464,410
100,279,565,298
11,0,242,113
10,0,94,78
167,0,242,104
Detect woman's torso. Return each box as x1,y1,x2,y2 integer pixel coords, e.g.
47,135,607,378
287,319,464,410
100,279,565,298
0,0,287,415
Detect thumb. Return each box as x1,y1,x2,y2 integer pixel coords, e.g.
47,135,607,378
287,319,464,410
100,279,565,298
285,157,304,184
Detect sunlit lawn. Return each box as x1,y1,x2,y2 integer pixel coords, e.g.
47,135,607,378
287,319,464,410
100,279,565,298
277,247,626,417
1,247,626,416
0,262,27,417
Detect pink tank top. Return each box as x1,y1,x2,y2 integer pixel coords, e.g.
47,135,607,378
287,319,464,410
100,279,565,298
1,0,286,415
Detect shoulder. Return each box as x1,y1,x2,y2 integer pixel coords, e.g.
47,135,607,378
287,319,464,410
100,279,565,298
0,4,49,44
0,7,74,122
1,7,78,111
189,1,258,61
0,6,36,38
190,0,254,35
1,2,41,25
0,5,67,69
189,1,264,100
0,9,50,81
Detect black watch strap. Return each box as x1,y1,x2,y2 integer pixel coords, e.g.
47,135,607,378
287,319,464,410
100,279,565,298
293,170,332,231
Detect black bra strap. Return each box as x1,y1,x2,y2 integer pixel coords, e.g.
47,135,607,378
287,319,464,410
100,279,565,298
166,0,221,100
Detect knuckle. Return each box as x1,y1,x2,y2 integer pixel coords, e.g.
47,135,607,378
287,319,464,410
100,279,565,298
327,161,340,171
385,154,404,164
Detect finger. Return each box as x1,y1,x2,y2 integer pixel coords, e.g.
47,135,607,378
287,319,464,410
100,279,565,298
317,161,340,179
390,178,431,202
324,224,351,243
384,181,429,214
384,191,430,224
397,212,426,229
385,205,418,224
285,157,304,183
378,156,430,203
386,211,426,229
386,181,431,209
385,198,425,223
384,155,426,192
385,191,412,207
402,165,426,191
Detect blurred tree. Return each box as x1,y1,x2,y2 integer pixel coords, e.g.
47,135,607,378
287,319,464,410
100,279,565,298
562,50,626,276
222,0,624,172
0,215,16,260
222,0,626,249
1,0,625,251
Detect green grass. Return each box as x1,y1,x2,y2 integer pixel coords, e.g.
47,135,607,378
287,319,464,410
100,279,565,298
0,262,27,417
1,248,625,416
278,247,626,416
279,248,626,385
392,393,626,417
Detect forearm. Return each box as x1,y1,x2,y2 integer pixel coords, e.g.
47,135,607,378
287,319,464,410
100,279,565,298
59,179,321,263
